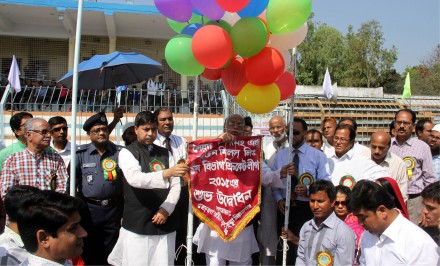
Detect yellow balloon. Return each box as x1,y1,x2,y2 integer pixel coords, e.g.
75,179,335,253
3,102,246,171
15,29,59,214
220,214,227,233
236,83,280,114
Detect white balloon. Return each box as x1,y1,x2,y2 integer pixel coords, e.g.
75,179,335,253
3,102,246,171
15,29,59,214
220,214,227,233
280,49,292,71
268,22,308,51
221,12,241,26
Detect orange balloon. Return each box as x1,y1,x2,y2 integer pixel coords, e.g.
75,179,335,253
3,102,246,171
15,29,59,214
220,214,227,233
245,47,285,85
221,57,247,96
275,71,296,100
192,25,233,69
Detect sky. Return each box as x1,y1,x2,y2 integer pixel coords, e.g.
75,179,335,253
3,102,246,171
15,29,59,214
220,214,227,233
312,0,440,74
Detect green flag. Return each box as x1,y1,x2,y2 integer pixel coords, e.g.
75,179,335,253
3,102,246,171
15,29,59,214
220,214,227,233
402,72,411,99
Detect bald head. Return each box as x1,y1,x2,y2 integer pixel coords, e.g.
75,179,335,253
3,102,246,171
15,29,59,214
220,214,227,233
269,116,287,143
370,131,391,163
224,114,245,136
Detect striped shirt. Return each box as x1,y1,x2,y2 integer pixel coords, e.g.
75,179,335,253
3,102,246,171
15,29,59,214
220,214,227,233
0,149,68,198
377,151,409,201
390,137,437,194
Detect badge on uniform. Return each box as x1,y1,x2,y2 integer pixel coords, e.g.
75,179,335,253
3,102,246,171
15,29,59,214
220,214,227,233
87,175,94,183
150,159,165,172
316,250,333,266
102,158,118,181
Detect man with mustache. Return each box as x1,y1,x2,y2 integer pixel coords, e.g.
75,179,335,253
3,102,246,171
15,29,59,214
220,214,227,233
321,117,337,156
389,109,437,224
74,112,124,265
0,118,68,198
369,131,408,201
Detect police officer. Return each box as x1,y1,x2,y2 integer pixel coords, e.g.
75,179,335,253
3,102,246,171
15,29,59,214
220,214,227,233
74,112,124,265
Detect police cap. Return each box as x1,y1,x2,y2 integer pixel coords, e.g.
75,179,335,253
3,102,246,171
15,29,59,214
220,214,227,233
83,112,108,132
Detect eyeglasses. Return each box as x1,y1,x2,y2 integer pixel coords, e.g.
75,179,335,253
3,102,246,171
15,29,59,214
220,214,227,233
335,200,347,206
90,128,108,134
292,131,301,136
333,137,350,143
51,126,68,133
29,129,51,136
395,120,412,127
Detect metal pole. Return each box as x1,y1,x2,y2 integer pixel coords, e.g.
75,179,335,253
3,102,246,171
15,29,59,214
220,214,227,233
186,75,199,266
282,49,297,266
69,0,84,197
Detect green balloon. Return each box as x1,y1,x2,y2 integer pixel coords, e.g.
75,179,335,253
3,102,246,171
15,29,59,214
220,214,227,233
165,35,204,76
230,17,268,58
207,19,232,35
167,14,209,34
267,0,311,34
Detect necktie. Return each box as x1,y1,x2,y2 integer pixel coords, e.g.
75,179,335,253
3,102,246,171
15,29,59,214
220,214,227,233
292,149,299,187
164,137,173,155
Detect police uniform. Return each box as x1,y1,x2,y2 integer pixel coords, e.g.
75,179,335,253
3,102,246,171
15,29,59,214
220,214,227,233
75,112,124,265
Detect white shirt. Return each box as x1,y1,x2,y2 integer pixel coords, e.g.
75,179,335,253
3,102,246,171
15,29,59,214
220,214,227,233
376,151,409,201
51,140,73,167
146,80,157,95
20,254,72,266
0,226,28,265
154,133,187,167
325,141,370,158
359,212,440,266
118,148,180,215
328,148,390,187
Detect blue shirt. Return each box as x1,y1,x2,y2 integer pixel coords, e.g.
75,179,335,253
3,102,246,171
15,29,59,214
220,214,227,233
272,142,331,202
433,154,440,181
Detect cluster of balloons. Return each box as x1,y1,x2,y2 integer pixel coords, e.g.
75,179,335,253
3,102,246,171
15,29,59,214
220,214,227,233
155,0,311,114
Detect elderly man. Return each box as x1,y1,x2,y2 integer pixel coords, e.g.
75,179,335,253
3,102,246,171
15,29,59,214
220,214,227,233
74,112,124,265
0,112,33,171
273,118,331,265
390,109,436,224
429,124,440,178
349,180,439,265
327,125,389,189
0,118,68,198
338,117,371,157
416,119,434,144
369,131,408,201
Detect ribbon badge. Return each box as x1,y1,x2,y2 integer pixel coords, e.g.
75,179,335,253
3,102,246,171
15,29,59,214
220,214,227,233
339,175,356,189
316,250,333,266
402,156,416,179
299,172,314,185
102,158,117,181
150,159,166,172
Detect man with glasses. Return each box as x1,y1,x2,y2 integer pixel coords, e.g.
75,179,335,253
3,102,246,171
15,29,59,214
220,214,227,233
74,112,124,265
272,118,331,265
0,112,33,172
48,116,72,166
0,118,68,198
327,124,388,189
429,124,440,179
389,109,436,224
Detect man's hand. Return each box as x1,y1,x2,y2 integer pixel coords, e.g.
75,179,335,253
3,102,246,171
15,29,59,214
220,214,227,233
163,164,188,179
294,184,307,196
113,106,124,122
280,163,297,178
278,199,286,215
281,228,299,246
419,212,428,227
152,207,169,225
218,132,236,144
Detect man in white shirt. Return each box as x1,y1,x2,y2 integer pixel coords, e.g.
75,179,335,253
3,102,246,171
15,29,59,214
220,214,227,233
338,117,371,157
327,125,389,189
349,180,439,265
49,116,72,167
321,117,337,156
369,131,408,201
17,189,88,266
0,186,40,265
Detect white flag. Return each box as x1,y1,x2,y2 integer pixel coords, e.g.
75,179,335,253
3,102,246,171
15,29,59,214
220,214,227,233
323,68,333,99
8,55,21,93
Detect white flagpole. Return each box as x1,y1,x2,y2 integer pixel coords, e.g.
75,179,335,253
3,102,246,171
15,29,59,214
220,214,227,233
186,75,199,266
70,0,84,197
282,49,297,266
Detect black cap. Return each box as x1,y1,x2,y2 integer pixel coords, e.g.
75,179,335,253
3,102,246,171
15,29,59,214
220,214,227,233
83,112,108,132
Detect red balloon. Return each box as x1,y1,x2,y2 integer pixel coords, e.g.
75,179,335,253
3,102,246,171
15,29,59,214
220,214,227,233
276,71,296,101
221,58,248,96
245,47,285,86
192,25,233,69
202,68,223,80
215,0,251,12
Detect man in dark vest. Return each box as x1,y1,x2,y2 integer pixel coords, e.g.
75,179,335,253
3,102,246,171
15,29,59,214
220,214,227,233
108,111,188,265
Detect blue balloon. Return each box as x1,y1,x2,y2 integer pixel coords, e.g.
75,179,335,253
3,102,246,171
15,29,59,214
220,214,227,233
181,23,203,36
238,0,269,17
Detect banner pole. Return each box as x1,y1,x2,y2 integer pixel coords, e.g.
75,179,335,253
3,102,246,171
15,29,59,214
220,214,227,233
282,50,297,266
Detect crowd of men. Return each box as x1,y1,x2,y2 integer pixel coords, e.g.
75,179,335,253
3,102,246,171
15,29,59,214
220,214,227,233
0,107,438,265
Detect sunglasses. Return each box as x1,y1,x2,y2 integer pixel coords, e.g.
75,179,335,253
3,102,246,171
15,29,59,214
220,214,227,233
51,126,68,133
292,131,301,136
335,200,347,206
29,129,51,136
